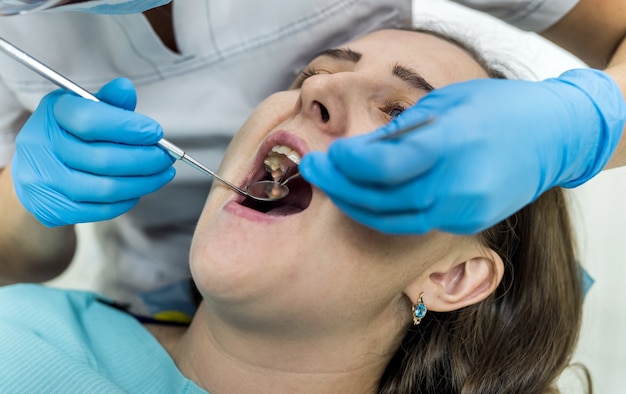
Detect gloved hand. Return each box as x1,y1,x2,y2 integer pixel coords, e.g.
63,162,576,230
12,78,176,227
300,69,626,234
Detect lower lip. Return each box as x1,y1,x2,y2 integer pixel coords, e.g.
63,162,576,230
223,200,288,223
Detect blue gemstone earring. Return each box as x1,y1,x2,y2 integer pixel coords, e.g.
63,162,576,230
412,293,427,325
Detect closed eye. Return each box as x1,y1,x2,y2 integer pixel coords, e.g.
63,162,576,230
291,67,317,89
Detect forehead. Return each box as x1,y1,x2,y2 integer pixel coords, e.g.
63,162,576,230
343,29,489,87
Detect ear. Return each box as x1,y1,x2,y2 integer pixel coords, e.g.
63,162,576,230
405,249,504,312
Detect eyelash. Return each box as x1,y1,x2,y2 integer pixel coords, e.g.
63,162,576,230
292,67,409,119
382,100,408,119
292,67,319,89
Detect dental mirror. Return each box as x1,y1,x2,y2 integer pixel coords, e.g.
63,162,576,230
246,171,301,201
173,152,295,202
245,181,290,201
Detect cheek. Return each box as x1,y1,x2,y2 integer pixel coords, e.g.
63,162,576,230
308,215,416,287
240,92,298,133
337,223,456,294
336,218,427,268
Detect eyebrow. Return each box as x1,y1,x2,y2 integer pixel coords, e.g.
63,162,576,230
314,47,362,63
392,64,435,92
312,48,435,93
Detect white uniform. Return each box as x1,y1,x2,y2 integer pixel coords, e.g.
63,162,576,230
0,0,578,315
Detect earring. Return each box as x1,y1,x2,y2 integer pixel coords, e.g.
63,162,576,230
412,293,427,325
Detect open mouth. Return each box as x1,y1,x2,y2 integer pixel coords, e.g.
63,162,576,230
240,143,313,216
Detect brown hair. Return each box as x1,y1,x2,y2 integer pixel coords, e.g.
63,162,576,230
377,29,584,394
379,187,583,393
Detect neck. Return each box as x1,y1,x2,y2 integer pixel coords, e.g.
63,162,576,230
166,303,400,393
143,2,178,53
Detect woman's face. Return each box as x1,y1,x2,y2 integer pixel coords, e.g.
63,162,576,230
190,30,489,332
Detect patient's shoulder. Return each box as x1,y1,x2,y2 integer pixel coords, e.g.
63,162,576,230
0,283,95,317
0,284,201,392
0,283,109,325
1,282,94,301
0,284,141,359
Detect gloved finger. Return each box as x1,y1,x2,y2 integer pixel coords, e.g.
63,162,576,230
54,93,163,145
65,199,140,224
95,77,138,111
424,193,520,235
327,111,440,185
300,151,436,213
300,151,368,197
351,204,501,235
330,190,495,235
327,133,440,185
53,129,175,176
58,199,140,225
26,192,139,227
53,166,175,203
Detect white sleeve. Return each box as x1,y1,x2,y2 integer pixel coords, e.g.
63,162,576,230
449,0,580,31
0,77,29,168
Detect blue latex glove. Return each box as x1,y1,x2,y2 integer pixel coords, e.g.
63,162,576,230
11,78,176,227
300,69,626,234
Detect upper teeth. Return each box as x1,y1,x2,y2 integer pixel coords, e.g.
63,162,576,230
264,145,301,181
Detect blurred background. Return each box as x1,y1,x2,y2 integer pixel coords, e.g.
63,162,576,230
47,0,626,392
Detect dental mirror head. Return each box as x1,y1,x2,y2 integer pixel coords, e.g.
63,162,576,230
245,181,290,201
245,170,301,201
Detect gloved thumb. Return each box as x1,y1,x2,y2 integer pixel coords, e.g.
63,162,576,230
326,105,437,183
95,77,138,111
329,104,434,161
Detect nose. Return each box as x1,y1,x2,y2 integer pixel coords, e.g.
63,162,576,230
297,73,354,137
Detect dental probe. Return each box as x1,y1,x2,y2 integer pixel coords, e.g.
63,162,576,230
375,116,436,141
0,37,204,175
0,36,289,202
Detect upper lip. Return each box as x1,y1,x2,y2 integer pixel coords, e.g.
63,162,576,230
241,130,309,189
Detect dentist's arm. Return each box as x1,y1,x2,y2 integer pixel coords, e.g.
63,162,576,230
0,78,175,283
541,0,626,168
